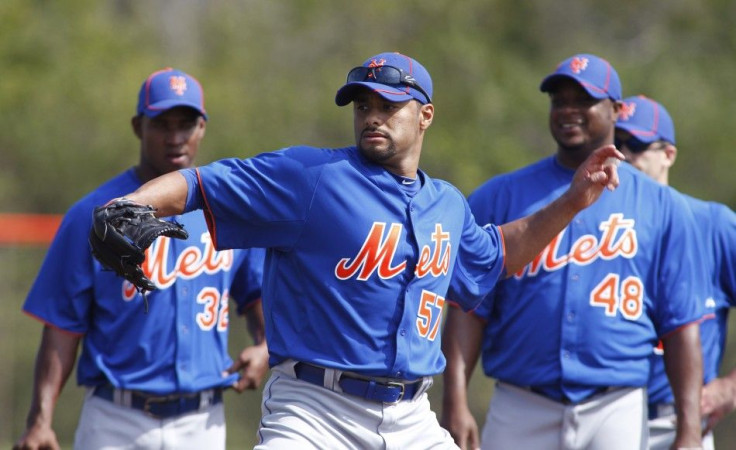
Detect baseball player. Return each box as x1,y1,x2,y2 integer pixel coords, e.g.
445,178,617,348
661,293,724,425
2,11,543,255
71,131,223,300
13,68,269,450
616,95,736,450
441,54,708,450
91,51,623,449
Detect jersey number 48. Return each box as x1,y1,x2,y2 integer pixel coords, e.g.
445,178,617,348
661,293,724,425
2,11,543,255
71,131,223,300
589,273,643,320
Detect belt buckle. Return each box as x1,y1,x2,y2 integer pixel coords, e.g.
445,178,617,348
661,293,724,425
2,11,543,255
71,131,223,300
142,394,174,419
385,381,406,404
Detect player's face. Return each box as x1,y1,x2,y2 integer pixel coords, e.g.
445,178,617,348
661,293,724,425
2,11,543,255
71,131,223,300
352,90,432,175
548,79,619,167
616,131,673,184
133,106,206,182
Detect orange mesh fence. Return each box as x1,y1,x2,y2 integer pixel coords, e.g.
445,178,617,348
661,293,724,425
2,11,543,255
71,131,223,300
0,214,62,246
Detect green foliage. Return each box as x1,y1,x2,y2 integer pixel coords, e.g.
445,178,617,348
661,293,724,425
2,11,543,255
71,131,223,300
3,0,736,448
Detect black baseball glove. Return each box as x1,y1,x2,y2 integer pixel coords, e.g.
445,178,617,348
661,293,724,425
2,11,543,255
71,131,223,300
89,198,189,292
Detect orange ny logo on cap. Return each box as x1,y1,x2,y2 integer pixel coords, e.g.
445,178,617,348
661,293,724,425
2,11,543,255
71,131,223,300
368,58,387,68
169,76,188,96
619,102,637,121
367,58,387,79
569,56,589,74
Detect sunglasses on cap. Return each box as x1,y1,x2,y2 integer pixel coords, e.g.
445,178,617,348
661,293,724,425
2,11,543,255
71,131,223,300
347,65,432,104
614,135,667,153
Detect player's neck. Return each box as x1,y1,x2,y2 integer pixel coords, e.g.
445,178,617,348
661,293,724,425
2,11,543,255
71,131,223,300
378,155,419,179
134,165,158,184
555,148,591,170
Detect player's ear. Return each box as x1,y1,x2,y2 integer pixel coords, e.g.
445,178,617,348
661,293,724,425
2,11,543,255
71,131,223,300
611,100,623,121
663,143,677,168
132,115,143,139
197,116,207,138
419,103,434,131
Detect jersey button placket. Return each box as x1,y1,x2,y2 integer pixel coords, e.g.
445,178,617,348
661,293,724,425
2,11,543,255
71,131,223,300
559,223,577,377
175,283,194,387
392,285,413,380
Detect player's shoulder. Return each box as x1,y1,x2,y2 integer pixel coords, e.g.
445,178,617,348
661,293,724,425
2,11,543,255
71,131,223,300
470,156,556,198
619,163,685,204
618,162,671,191
677,192,736,233
274,145,352,163
66,169,140,221
708,200,736,222
230,145,354,173
43,168,139,244
676,191,712,216
424,175,469,203
680,193,734,218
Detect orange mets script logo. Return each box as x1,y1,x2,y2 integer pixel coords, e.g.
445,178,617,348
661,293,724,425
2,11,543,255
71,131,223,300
334,222,451,281
514,213,637,278
569,56,589,74
122,232,233,299
619,101,637,121
169,76,188,96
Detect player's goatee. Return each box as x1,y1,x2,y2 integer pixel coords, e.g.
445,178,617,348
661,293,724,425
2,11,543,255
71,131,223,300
358,137,396,164
358,144,397,165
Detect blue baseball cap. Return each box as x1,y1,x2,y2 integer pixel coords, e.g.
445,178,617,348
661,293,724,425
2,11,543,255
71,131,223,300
335,52,433,106
137,68,208,120
616,95,675,144
540,54,622,101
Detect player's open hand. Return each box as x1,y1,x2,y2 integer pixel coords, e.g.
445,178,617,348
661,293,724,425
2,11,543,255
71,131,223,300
567,145,624,211
224,341,270,392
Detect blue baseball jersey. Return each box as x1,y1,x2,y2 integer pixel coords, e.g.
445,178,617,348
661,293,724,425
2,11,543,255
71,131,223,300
647,196,736,405
23,168,265,395
462,157,707,403
181,145,505,381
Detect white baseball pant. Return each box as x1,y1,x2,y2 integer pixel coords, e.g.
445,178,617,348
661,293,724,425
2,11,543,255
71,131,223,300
74,388,226,450
255,360,458,449
648,406,714,450
481,382,647,450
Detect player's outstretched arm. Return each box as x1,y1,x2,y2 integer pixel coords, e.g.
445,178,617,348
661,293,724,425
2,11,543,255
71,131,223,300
225,301,269,392
701,369,736,434
124,171,190,218
499,145,623,276
663,323,703,448
13,326,81,450
441,306,484,450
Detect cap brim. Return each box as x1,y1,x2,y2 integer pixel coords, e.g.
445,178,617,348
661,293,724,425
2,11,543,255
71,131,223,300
142,100,208,120
615,122,661,144
335,82,415,106
539,74,610,100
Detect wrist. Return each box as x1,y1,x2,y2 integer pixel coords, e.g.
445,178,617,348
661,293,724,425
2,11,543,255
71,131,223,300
442,391,469,409
555,190,582,220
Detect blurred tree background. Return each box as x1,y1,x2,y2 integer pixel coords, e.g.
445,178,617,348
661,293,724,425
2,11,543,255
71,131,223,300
2,0,736,448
